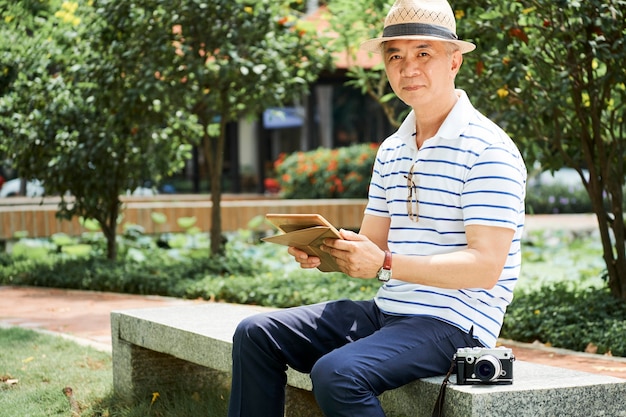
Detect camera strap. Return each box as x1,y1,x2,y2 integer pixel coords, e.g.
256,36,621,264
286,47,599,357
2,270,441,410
431,359,455,417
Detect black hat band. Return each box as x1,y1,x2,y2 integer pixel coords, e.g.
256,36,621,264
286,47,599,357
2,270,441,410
382,23,459,41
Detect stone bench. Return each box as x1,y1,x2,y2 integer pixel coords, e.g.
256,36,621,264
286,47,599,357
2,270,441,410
111,303,626,417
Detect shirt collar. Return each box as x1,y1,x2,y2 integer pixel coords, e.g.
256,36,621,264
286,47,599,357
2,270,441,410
436,89,473,140
397,89,473,150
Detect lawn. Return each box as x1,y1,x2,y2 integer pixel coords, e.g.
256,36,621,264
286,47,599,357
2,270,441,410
0,327,224,417
0,327,111,417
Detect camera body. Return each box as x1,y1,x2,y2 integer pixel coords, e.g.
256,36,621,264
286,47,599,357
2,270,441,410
455,347,514,385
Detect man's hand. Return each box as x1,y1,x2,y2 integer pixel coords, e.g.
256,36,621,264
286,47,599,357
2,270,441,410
286,230,384,276
320,229,385,279
288,214,390,275
287,246,322,270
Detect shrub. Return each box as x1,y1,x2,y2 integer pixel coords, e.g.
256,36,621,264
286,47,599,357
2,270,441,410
274,143,378,199
0,233,267,297
525,181,626,214
0,250,379,308
501,283,626,356
525,183,593,214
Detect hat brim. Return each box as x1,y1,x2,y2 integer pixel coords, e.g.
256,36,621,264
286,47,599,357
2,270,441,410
360,35,476,55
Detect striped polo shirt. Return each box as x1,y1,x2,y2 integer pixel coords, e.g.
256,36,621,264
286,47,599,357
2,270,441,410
365,90,527,347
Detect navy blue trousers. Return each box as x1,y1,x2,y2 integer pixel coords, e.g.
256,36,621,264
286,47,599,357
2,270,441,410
227,299,482,417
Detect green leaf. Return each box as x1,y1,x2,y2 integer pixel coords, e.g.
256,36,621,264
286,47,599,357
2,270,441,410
151,212,168,224
177,216,197,230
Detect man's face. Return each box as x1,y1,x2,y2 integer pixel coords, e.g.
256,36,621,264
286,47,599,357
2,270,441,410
382,39,461,108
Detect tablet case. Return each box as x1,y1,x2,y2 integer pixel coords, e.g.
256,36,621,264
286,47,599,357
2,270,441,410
262,214,342,272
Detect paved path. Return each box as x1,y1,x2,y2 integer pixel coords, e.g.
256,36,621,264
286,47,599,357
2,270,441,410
522,213,598,232
0,286,198,349
1,285,625,380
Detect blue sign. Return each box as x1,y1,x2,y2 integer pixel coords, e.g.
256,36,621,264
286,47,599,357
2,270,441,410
263,107,303,129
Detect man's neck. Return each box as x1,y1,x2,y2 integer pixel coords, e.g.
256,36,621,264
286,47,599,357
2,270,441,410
413,90,459,148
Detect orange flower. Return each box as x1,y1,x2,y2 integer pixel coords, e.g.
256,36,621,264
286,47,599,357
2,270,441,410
335,178,344,193
274,152,286,168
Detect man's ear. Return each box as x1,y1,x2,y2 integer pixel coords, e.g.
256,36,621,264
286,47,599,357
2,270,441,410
451,50,463,76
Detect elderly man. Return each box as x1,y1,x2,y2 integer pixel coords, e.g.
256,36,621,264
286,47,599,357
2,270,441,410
227,0,526,416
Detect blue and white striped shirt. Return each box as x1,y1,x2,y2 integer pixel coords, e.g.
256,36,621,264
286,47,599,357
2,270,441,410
366,90,527,347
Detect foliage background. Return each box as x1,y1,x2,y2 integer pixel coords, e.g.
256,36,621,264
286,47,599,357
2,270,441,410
0,0,197,261
0,0,331,258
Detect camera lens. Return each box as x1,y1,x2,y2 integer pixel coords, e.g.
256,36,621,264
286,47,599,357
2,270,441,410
474,355,502,382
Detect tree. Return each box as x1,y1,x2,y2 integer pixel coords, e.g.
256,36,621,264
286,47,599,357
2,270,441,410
328,0,404,128
98,0,331,255
0,1,59,158
454,0,626,300
0,1,194,260
327,0,626,300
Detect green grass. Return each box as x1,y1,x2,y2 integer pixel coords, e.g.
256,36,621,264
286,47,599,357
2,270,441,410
0,327,111,417
0,327,227,417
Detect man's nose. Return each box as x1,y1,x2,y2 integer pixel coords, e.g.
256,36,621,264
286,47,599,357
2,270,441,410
401,57,421,77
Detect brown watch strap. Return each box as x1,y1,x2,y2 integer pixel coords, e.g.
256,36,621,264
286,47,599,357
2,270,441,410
383,250,392,270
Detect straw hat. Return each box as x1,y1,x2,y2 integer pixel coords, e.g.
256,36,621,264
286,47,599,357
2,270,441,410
360,0,475,54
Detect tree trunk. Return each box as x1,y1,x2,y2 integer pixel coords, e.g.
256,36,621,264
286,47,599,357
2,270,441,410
202,112,228,256
564,42,626,301
606,142,626,300
210,172,222,255
605,186,626,300
101,200,119,261
561,147,626,302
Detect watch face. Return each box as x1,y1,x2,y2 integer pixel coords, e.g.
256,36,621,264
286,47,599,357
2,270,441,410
377,269,392,282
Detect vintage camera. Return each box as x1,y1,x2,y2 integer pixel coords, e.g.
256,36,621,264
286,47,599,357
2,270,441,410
454,347,514,385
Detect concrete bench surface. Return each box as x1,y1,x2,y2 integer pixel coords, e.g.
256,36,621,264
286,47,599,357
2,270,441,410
111,303,626,417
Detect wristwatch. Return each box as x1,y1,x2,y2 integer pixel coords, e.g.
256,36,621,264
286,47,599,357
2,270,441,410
376,250,392,282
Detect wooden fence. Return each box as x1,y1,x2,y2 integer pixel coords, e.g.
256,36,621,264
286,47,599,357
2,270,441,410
0,195,367,240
